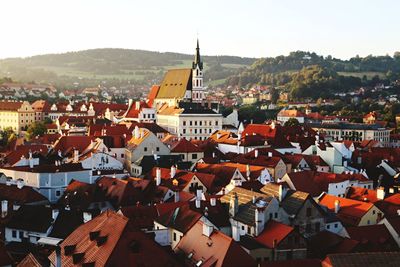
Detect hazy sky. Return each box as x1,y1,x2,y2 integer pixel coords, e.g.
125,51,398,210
1,0,399,59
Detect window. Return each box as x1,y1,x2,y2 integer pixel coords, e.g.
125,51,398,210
334,223,338,228
315,222,321,232
274,212,278,219
306,208,312,217
183,121,186,126
242,226,245,231
12,230,17,238
156,147,160,152
287,250,293,260
144,147,148,152
192,154,198,160
173,232,176,241
56,190,61,197
305,223,312,233
327,224,331,229
121,154,124,158
190,121,193,126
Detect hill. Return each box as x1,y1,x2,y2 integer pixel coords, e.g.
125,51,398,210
0,48,256,88
227,51,400,87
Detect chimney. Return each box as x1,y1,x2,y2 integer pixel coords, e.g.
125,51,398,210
134,126,140,139
16,179,24,189
212,152,216,158
195,198,201,209
268,152,272,157
202,222,213,237
210,198,216,207
254,149,259,158
377,187,385,200
57,150,62,157
52,209,59,221
73,149,79,163
246,164,251,180
278,184,286,202
155,168,161,186
1,200,8,218
83,211,92,223
135,101,140,110
229,192,239,217
252,195,256,204
174,191,180,203
170,165,176,179
334,200,340,213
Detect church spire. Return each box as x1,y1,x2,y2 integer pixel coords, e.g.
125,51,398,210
193,39,203,70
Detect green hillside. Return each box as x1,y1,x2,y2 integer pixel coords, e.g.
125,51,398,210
0,48,256,88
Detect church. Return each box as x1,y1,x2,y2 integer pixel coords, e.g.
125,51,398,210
151,39,207,109
147,40,226,140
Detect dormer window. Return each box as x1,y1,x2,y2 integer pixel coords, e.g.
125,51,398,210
50,104,57,111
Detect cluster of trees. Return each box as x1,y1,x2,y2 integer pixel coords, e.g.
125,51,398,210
226,51,400,99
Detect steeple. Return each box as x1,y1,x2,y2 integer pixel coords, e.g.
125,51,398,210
192,39,203,70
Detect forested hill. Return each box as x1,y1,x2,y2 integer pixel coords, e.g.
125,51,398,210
0,48,256,88
226,51,400,89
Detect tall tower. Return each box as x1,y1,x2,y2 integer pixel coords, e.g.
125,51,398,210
192,39,205,102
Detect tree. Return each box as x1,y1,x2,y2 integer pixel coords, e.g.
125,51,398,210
44,117,53,124
284,118,300,127
0,127,16,147
26,122,47,140
270,87,280,104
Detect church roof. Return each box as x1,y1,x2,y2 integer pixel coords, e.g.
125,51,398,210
156,68,192,99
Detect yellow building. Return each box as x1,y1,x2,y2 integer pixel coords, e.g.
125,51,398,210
0,101,35,133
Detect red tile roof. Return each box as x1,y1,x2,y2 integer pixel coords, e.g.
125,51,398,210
287,171,369,197
318,194,375,226
255,220,294,248
5,144,48,165
174,220,256,267
0,101,23,111
53,136,95,154
49,210,180,267
346,224,398,252
170,138,203,153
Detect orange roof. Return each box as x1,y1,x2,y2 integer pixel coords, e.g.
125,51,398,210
286,171,369,197
318,194,374,226
0,101,23,111
49,210,128,266
278,109,305,118
255,220,294,248
170,138,203,153
147,85,160,107
174,220,256,267
346,187,378,203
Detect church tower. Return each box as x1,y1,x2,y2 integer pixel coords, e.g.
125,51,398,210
192,39,205,102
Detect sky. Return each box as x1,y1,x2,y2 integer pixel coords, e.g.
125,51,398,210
0,0,399,59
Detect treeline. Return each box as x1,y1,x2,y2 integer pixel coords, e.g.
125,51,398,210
226,51,400,89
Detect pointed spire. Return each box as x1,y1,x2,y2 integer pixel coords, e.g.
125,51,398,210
193,38,203,70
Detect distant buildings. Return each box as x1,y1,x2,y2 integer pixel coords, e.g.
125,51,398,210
0,101,35,132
